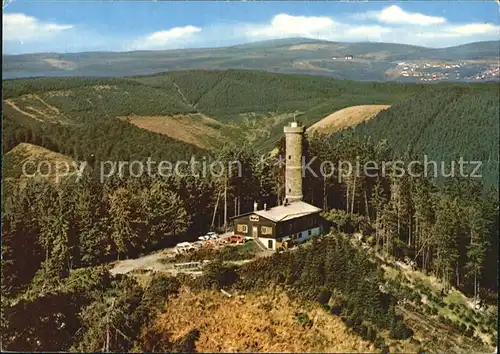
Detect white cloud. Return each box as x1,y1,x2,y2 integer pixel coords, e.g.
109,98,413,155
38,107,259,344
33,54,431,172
245,13,337,38
3,13,73,41
414,23,500,40
448,23,500,35
129,25,202,50
344,25,392,38
357,5,446,26
243,14,393,42
241,12,499,47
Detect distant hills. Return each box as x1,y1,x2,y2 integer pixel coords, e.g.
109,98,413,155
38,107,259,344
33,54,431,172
3,38,499,81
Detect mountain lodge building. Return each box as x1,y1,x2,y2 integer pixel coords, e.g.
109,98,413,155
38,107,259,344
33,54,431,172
231,121,323,250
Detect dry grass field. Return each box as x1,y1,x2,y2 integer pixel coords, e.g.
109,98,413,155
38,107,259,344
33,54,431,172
3,143,78,190
120,114,229,150
308,105,390,135
152,286,422,353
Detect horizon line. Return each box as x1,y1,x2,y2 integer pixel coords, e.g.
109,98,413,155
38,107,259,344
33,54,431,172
3,37,499,56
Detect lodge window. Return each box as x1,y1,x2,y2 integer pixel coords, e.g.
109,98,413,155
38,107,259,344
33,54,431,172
308,230,312,236
250,215,259,222
261,226,272,235
237,224,248,233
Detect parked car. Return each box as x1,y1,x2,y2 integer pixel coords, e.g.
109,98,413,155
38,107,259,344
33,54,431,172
206,232,218,239
229,235,246,244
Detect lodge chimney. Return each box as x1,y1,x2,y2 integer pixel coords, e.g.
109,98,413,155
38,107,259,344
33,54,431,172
253,201,258,211
264,203,268,210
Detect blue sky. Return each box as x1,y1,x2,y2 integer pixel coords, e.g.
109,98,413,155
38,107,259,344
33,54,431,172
3,1,500,54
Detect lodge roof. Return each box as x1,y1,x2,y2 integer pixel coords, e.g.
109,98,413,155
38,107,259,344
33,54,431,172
233,201,322,223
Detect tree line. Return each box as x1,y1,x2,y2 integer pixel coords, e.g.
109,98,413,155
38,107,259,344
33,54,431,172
303,133,498,301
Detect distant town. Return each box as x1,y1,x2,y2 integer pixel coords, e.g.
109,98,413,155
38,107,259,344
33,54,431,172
390,60,499,82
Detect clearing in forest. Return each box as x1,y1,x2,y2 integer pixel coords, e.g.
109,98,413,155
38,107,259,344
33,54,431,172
3,143,78,191
3,94,67,124
119,114,231,150
308,105,390,135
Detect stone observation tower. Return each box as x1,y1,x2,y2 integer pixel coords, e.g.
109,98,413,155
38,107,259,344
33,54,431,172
284,121,305,202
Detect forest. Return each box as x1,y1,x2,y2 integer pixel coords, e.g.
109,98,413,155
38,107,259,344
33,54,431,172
2,132,498,351
343,86,499,188
1,70,498,352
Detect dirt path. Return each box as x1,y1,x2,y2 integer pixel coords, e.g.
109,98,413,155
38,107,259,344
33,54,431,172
109,231,249,276
32,94,61,114
172,81,194,109
4,99,42,121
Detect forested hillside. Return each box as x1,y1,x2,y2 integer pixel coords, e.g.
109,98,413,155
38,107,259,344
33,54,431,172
3,70,498,188
2,76,204,163
2,69,498,352
2,132,498,352
339,85,499,188
2,70,427,161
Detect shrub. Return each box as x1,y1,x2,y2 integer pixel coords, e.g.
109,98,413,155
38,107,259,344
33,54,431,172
416,346,427,354
345,316,354,328
330,304,342,316
316,288,332,305
380,344,390,354
142,275,180,310
464,327,474,337
295,312,313,328
198,260,239,290
460,323,467,333
412,293,421,303
365,325,377,341
374,337,385,349
389,317,414,340
410,337,421,346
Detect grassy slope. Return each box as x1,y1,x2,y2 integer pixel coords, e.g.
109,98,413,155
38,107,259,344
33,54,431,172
307,105,391,135
2,143,78,196
118,114,232,150
152,287,417,353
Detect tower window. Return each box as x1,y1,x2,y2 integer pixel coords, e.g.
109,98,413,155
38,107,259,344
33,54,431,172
288,188,291,192
288,155,291,160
